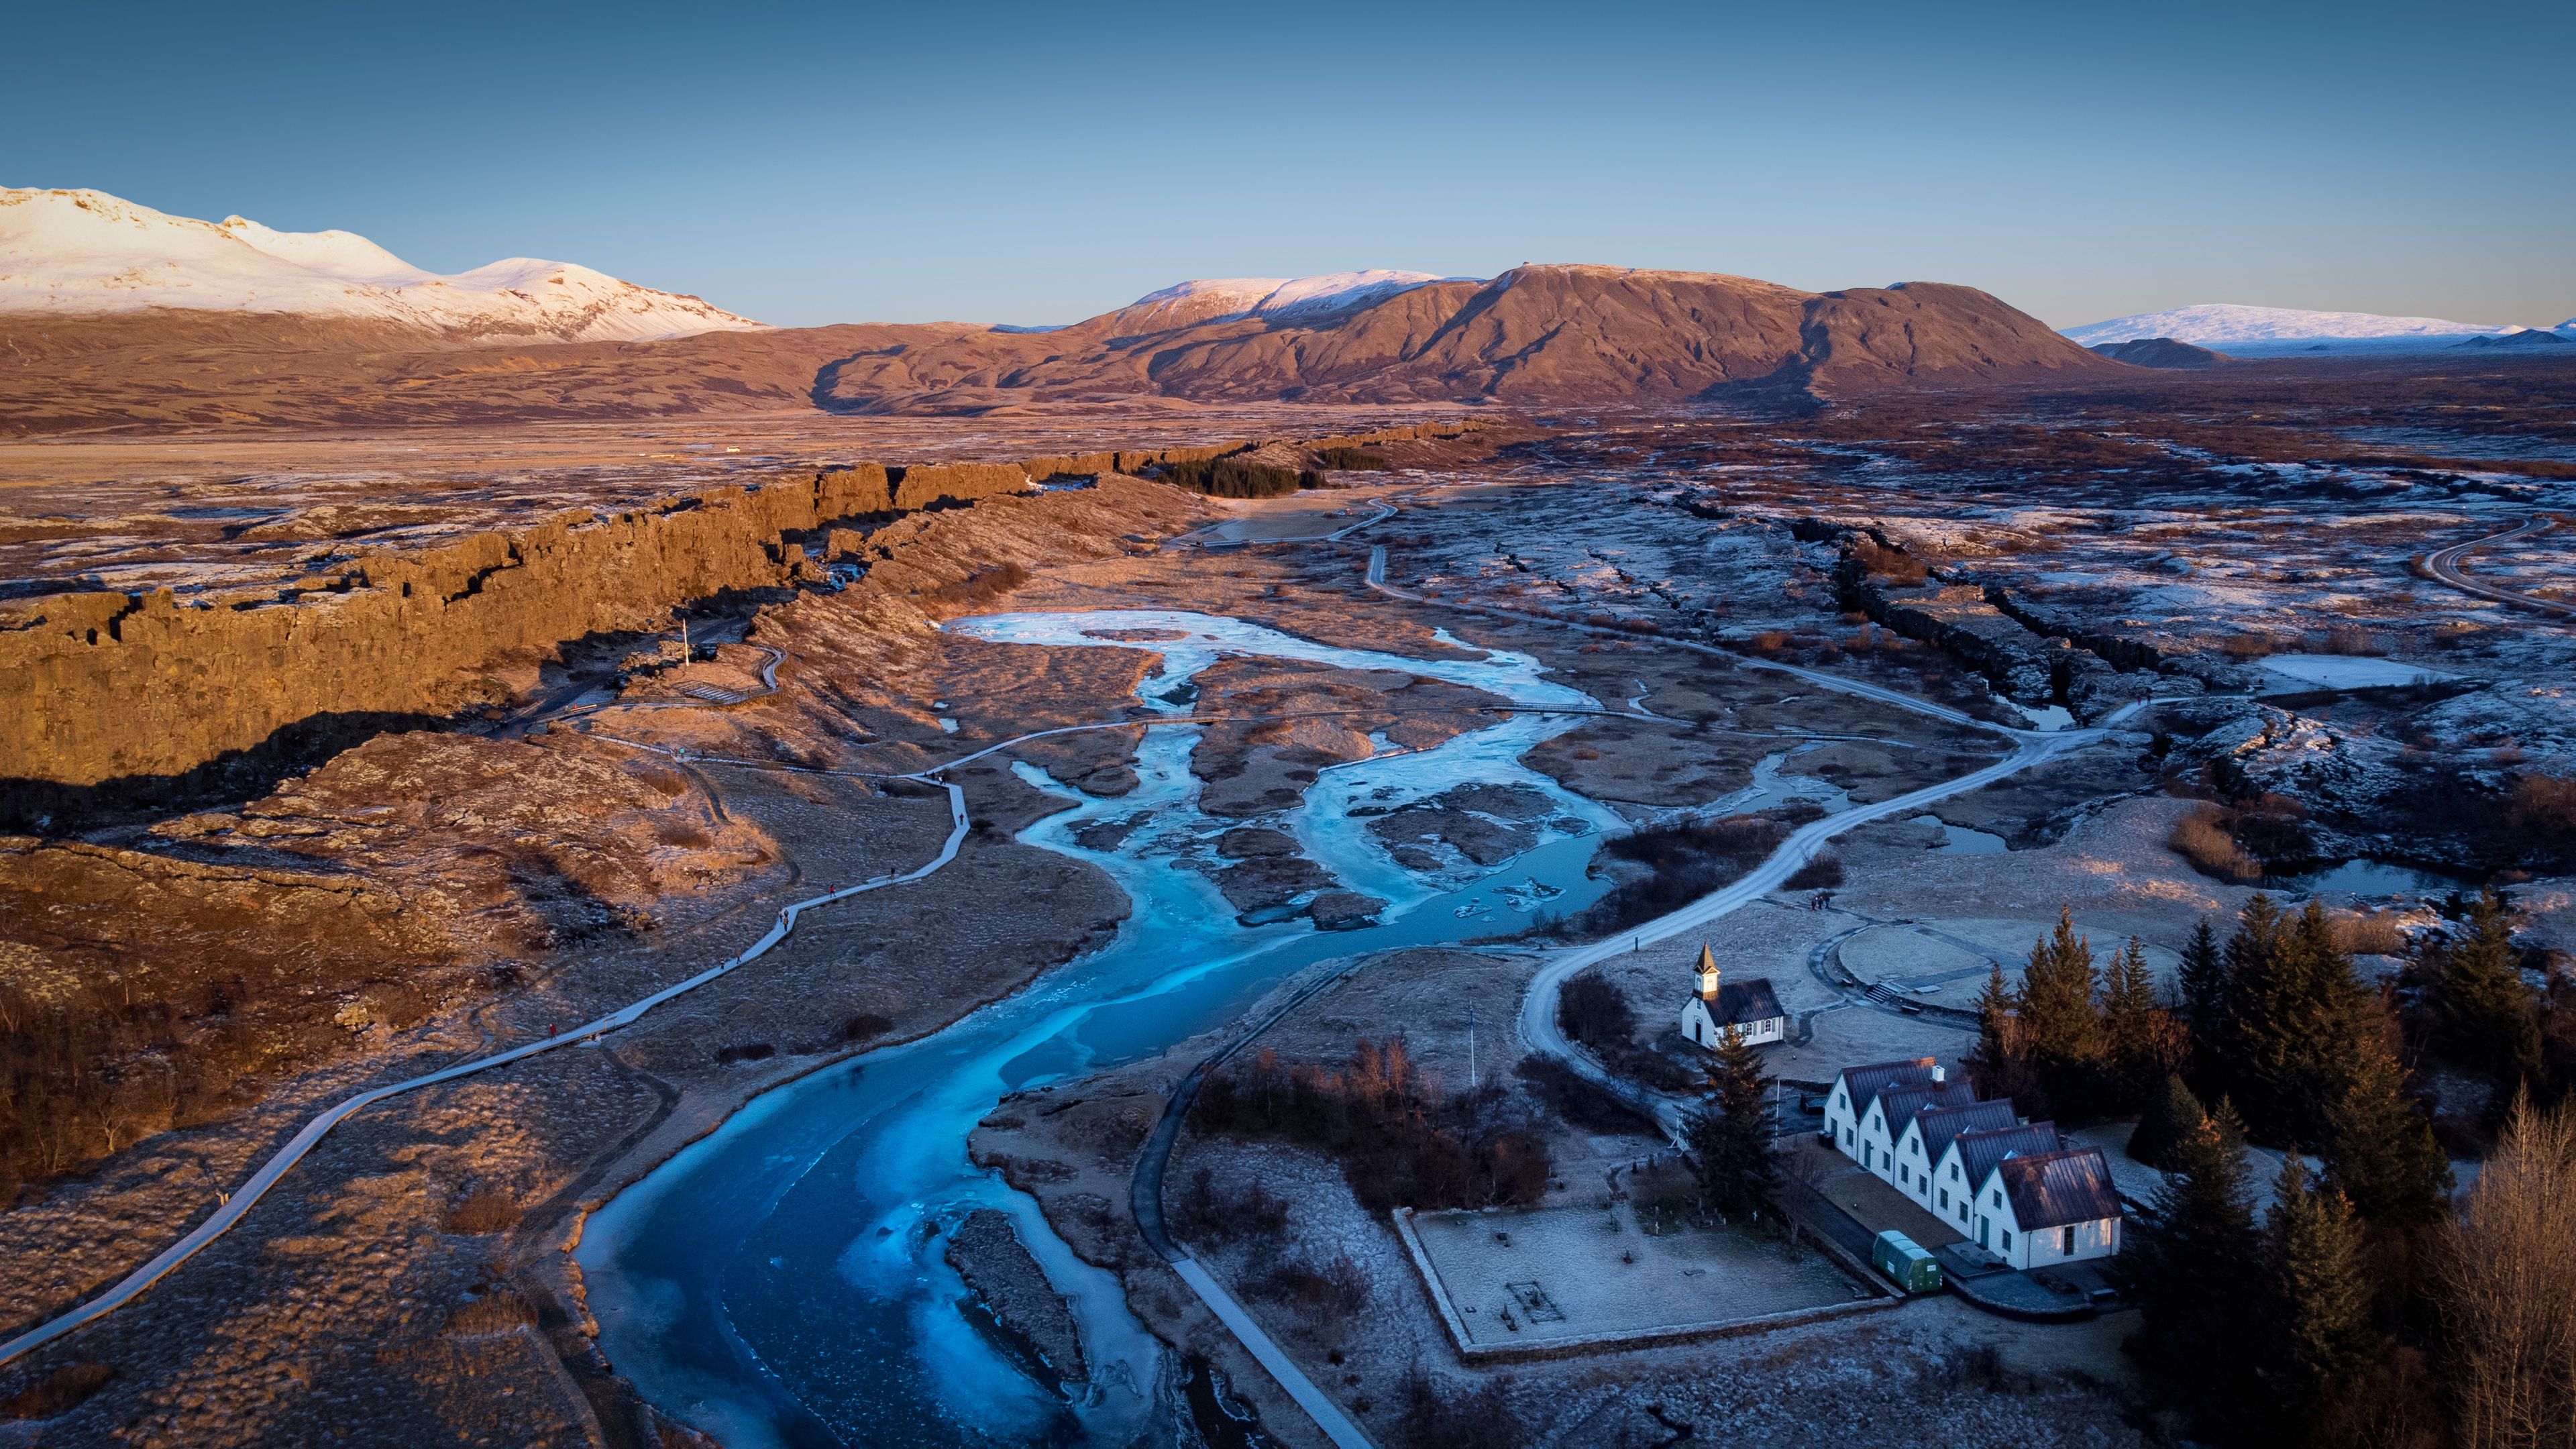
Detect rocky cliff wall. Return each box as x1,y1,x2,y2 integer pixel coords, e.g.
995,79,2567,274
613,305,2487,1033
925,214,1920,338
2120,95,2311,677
1,421,1479,789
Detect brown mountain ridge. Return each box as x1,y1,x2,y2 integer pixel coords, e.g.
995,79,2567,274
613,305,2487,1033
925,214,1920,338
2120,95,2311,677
817,265,2127,413
0,264,2129,435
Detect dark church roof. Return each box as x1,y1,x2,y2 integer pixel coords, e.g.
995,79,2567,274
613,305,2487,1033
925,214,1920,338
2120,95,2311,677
1707,976,1784,1026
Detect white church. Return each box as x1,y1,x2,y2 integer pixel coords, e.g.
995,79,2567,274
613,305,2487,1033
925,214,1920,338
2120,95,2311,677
1678,945,1787,1048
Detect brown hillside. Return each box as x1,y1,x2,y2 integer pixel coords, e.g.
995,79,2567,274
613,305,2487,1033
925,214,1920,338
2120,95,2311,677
816,265,2124,411
1791,282,2128,396
0,311,966,435
1,267,2131,434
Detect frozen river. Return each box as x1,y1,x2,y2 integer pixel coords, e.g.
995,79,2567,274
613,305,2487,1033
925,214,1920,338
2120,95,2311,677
576,611,1629,1446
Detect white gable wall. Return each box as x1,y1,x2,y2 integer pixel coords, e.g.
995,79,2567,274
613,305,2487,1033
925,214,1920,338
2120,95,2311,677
1893,1122,1937,1210
1929,1144,1978,1232
1680,998,1785,1049
1825,1076,1862,1163
1970,1165,2121,1270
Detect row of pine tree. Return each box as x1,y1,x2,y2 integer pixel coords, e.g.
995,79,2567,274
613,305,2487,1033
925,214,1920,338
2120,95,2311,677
1971,892,2570,1446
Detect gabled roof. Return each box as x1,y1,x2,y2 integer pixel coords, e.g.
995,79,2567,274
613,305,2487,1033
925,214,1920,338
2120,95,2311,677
1877,1080,1980,1144
1949,1122,2065,1195
1707,976,1784,1026
1996,1147,2123,1228
1911,1099,2019,1167
1833,1057,1940,1118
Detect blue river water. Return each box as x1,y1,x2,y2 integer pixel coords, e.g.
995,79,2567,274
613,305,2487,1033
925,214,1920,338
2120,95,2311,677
576,612,1630,1447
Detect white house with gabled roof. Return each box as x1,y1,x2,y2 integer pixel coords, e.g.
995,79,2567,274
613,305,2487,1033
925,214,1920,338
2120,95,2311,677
1894,1097,2017,1214
1930,1121,2062,1234
1969,1145,2123,1269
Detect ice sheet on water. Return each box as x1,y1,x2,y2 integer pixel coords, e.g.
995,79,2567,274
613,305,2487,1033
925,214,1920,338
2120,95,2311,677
2259,654,2449,690
948,609,1593,710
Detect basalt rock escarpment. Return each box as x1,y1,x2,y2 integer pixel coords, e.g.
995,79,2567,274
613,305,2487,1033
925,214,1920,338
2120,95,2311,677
1,421,1477,796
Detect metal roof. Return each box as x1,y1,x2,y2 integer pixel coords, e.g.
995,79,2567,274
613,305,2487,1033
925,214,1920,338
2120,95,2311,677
1911,1097,2019,1165
1949,1122,2065,1195
1996,1147,2123,1229
1833,1057,1941,1119
1709,975,1784,1026
1877,1080,1980,1140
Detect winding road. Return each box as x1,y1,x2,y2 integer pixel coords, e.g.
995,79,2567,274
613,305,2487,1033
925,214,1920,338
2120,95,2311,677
2418,515,2573,621
1358,541,2165,1142
11,514,2162,1449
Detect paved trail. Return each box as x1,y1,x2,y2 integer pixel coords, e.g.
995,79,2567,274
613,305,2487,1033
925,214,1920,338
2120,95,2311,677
1359,541,2167,1142
2418,515,2573,622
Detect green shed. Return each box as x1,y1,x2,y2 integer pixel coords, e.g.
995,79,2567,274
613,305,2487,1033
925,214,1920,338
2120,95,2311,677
1872,1230,1943,1294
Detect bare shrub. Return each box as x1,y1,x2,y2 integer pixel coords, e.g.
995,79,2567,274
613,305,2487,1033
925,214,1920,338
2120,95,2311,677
2320,623,2385,656
2334,908,2409,957
1190,1040,1550,1211
1399,1366,1527,1449
1784,855,1843,890
2431,1096,2576,1449
1565,815,1789,938
2219,633,2277,661
2169,805,2263,882
442,1289,537,1337
835,1012,894,1044
2504,774,2576,867
1251,1251,1371,1320
0,1361,113,1420
651,816,714,849
442,1187,523,1235
1170,1167,1289,1247
1851,537,1928,586
1513,1055,1660,1135
1556,972,1635,1053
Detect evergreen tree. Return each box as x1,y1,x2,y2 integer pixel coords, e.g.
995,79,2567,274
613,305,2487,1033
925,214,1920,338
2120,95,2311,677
2113,1098,2263,1440
2427,890,2542,1088
2021,907,2104,1116
2233,900,2384,1148
2180,915,2228,1061
2258,1157,2382,1440
2320,1033,2453,1228
2129,1073,2206,1169
2103,936,2180,1112
2216,894,2286,1070
1687,1025,1776,1218
1966,961,2041,1113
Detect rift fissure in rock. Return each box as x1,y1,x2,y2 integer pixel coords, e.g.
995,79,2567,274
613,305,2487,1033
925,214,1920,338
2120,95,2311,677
0,422,1477,788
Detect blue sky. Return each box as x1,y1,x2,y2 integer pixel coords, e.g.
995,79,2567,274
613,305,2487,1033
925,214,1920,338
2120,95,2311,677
8,1,2569,329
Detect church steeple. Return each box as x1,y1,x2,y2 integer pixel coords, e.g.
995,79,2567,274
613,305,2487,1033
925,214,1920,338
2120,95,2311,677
1695,944,1721,999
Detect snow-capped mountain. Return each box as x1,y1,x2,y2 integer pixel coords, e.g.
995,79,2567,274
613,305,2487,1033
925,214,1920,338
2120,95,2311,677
0,187,761,342
1106,271,1460,332
2062,303,2504,354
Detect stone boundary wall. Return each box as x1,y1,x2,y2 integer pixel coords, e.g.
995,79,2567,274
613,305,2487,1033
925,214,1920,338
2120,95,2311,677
1,421,1481,787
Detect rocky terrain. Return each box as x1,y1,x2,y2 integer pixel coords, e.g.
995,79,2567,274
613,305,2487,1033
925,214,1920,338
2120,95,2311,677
1,346,2572,1447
